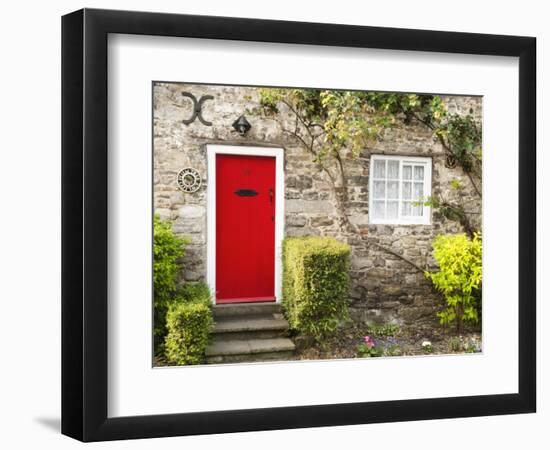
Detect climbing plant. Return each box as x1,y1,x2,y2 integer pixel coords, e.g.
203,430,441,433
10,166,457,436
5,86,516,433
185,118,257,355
258,90,481,177
423,179,480,239
258,88,391,167
255,88,482,246
363,92,482,189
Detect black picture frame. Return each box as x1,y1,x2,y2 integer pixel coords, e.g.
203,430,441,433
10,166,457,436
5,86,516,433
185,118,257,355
61,8,536,442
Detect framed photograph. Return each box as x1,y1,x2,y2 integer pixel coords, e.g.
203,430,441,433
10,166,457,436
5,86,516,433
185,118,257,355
61,8,536,442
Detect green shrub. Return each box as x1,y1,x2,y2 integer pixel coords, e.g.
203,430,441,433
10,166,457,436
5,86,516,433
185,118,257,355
425,233,482,333
153,214,189,354
164,287,213,365
178,282,211,304
283,236,350,341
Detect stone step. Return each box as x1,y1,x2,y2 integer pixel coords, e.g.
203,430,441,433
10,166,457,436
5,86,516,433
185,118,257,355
212,316,289,340
212,302,282,318
205,337,295,364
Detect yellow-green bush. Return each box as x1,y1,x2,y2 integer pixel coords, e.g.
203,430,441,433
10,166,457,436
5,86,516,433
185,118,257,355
164,283,213,365
283,236,350,341
425,233,482,333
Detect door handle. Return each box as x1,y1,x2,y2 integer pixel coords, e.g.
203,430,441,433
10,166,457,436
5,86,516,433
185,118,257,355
269,188,273,204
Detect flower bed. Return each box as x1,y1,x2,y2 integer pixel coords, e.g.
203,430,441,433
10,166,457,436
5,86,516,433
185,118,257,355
290,321,481,361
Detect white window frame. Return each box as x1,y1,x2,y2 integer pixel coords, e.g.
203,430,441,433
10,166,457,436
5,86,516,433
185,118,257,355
368,154,432,225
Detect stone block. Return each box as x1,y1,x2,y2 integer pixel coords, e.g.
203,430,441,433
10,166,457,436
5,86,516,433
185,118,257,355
373,256,386,267
285,215,307,227
155,208,172,220
286,200,335,214
310,216,334,227
179,204,205,219
285,175,313,190
173,219,204,234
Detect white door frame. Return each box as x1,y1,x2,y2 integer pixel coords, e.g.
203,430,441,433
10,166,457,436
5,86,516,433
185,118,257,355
206,144,285,305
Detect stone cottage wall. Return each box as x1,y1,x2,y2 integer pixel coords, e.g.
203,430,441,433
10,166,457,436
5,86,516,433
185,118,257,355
153,82,482,325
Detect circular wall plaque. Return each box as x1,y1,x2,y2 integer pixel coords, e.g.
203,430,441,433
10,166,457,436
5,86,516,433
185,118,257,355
176,167,202,193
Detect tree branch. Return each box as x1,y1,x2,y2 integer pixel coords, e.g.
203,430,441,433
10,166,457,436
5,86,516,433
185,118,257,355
465,171,482,197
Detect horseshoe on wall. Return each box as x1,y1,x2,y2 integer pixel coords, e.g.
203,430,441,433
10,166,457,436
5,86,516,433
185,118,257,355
181,92,214,126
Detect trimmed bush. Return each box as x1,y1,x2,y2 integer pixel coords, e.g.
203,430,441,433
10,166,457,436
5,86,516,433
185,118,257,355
153,214,189,355
283,236,350,341
179,281,212,305
164,302,213,365
164,282,213,365
425,232,482,333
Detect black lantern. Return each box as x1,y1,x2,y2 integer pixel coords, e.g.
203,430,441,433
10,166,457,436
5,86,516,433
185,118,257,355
232,115,251,135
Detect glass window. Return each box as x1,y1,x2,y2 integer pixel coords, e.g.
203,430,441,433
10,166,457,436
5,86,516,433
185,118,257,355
369,156,431,224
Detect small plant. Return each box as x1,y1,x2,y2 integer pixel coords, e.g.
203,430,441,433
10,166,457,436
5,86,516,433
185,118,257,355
283,236,350,342
446,335,482,353
381,337,401,356
367,323,400,337
421,341,434,354
465,336,482,353
357,336,383,358
426,232,482,334
383,345,401,357
447,336,462,352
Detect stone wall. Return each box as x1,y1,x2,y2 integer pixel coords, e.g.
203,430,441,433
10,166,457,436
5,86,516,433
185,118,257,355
153,82,482,325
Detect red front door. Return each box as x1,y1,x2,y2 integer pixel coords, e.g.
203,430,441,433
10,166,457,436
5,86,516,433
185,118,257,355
216,154,276,304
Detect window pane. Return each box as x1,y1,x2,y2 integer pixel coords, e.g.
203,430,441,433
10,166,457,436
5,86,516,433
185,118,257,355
402,201,412,216
402,181,412,200
373,181,386,199
403,165,412,180
372,201,385,219
387,181,398,199
387,160,399,179
414,165,424,181
387,201,398,219
373,160,386,179
412,204,423,216
413,182,424,200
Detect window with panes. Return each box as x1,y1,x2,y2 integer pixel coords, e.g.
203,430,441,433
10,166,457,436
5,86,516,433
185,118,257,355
369,155,432,224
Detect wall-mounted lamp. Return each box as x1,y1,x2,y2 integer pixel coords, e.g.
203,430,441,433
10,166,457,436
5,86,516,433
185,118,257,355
232,115,251,135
